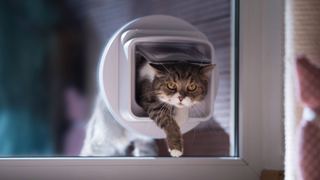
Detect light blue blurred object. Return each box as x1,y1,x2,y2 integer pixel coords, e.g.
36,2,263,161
0,0,58,156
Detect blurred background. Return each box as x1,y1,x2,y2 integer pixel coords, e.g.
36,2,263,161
0,0,232,157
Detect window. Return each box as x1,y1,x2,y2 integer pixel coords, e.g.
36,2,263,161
0,0,234,157
0,0,284,179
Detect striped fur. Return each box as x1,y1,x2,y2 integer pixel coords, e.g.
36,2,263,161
136,57,215,157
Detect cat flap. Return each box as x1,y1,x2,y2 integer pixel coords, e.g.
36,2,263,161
136,42,211,64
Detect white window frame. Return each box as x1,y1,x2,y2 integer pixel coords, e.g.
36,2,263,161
0,0,284,179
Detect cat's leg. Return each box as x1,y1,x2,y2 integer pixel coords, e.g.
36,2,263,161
161,116,183,157
147,102,183,157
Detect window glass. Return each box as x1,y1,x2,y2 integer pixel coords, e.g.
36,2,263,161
0,0,235,157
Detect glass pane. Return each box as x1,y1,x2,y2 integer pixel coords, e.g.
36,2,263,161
0,0,236,157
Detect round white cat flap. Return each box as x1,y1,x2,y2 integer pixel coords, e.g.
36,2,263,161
99,15,219,139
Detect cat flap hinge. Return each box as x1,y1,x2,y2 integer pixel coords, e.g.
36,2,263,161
136,42,211,64
178,60,188,63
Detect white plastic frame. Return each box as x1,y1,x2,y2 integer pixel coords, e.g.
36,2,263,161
101,15,219,138
122,36,218,122
0,1,284,179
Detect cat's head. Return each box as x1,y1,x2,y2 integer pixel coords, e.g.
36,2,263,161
150,62,215,108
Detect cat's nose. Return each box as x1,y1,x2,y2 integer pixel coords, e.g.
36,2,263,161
178,96,185,101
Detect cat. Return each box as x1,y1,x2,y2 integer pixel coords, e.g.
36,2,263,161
136,56,215,157
80,94,158,156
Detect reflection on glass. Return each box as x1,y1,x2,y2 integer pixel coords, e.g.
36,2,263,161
0,0,233,157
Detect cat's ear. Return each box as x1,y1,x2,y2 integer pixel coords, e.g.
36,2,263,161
199,64,216,78
149,63,166,72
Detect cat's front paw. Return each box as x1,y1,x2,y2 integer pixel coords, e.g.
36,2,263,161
169,149,183,157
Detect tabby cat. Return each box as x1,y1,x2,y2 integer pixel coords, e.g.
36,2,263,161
136,57,215,157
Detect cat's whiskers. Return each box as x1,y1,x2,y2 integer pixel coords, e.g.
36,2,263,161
149,101,163,116
155,103,168,139
193,105,207,117
158,104,168,125
198,121,204,137
191,105,202,118
190,105,197,147
208,117,218,133
161,63,170,73
193,54,205,75
145,119,152,133
160,103,169,120
191,105,205,137
159,104,166,115
155,104,166,125
203,120,214,138
165,73,174,81
152,75,170,82
190,103,195,118
170,105,173,124
191,105,198,119
194,105,216,137
195,105,218,138
195,102,218,134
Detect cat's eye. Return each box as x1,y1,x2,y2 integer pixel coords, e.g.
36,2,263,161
167,83,177,90
187,84,197,91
